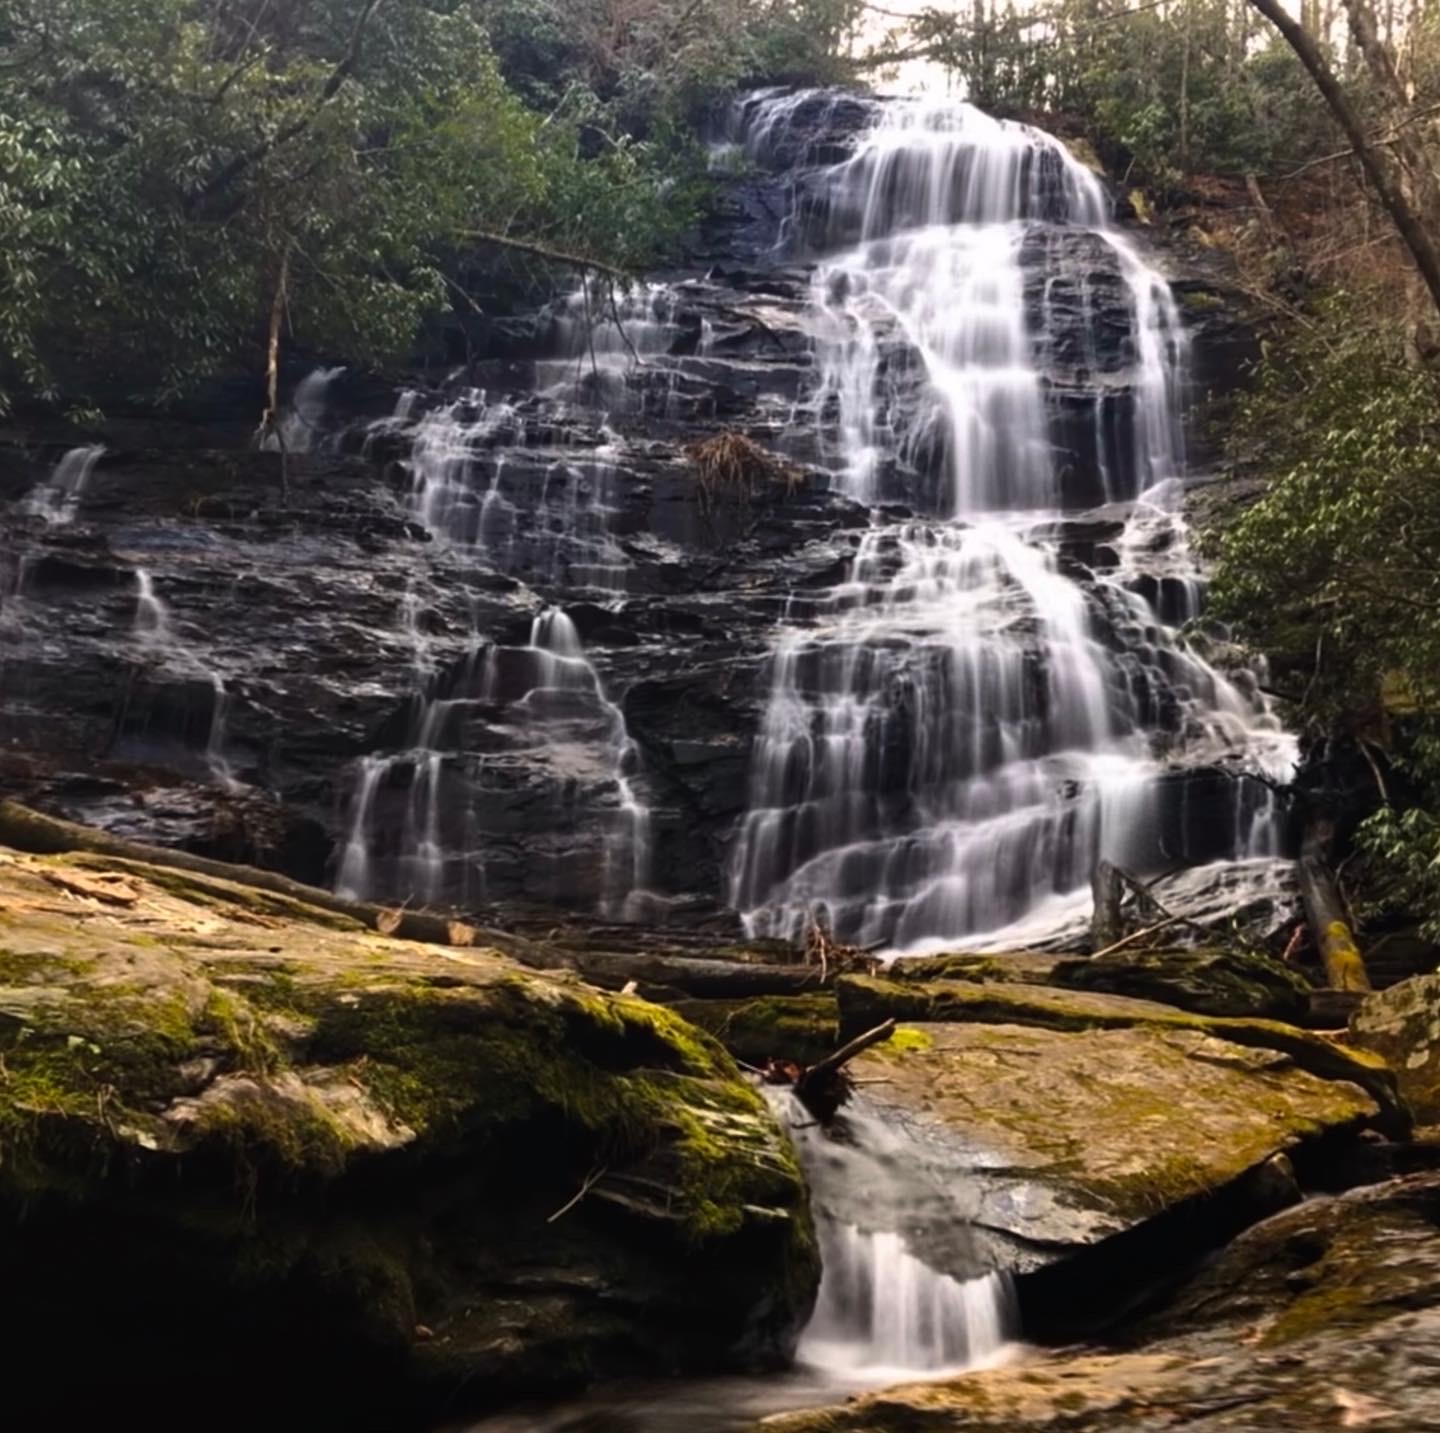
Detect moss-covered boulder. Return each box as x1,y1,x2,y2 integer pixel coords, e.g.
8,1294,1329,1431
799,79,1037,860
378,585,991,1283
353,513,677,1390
1351,972,1440,1123
888,945,1311,1020
0,848,817,1430
888,951,1062,985
805,974,1404,1319
836,974,1405,1129
841,1019,1375,1266
756,1174,1440,1433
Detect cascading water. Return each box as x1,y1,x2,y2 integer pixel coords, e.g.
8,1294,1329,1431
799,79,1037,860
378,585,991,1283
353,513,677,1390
129,568,239,789
26,446,105,526
330,362,660,913
334,602,651,915
730,96,1295,950
775,1087,1018,1382
802,1227,1013,1376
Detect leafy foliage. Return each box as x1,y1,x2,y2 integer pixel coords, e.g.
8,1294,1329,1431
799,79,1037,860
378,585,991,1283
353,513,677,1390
891,0,1349,186
1208,311,1440,722
1207,301,1440,933
480,0,863,122
0,0,853,413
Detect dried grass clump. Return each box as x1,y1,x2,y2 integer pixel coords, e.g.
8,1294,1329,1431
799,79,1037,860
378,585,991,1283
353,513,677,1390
683,432,804,515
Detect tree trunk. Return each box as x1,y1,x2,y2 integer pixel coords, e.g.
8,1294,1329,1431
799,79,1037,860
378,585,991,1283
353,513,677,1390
1246,0,1440,321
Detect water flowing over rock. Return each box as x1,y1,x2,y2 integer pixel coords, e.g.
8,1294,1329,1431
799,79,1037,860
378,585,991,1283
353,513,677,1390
0,89,1293,949
726,95,1294,951
24,445,105,525
770,1087,1019,1380
758,1175,1440,1433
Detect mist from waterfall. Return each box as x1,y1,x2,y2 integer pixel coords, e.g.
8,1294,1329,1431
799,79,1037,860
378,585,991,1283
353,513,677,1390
729,95,1295,951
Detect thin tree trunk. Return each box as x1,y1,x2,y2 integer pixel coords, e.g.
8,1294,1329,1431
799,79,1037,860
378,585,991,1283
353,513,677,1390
1090,859,1125,952
1246,0,1440,321
1180,0,1192,173
262,242,291,496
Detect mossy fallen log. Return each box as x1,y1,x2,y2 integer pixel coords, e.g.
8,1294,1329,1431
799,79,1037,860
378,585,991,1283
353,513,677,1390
1299,818,1371,993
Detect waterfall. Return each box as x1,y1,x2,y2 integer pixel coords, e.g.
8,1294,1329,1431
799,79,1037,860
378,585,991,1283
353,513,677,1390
267,366,345,453
802,1227,1013,1376
127,568,240,789
730,95,1295,951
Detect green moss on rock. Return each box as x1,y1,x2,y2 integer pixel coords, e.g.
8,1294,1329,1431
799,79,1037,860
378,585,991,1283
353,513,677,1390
835,974,1407,1135
0,844,820,1420
1051,947,1311,1021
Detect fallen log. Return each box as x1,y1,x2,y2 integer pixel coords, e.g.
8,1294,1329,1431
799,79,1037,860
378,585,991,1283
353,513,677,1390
0,799,534,957
1298,815,1371,992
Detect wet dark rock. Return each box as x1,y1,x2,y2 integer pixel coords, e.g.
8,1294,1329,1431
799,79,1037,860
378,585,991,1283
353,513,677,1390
0,90,1264,930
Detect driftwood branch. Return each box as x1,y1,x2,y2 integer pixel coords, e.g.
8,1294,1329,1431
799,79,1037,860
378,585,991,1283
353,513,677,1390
546,1164,609,1223
1090,916,1185,961
461,229,631,279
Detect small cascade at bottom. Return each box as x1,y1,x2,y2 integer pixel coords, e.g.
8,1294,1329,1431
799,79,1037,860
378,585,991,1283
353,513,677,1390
801,1225,1014,1378
773,1088,1020,1383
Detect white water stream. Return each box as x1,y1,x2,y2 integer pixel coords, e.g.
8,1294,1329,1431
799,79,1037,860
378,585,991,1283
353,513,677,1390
25,445,105,525
729,96,1295,950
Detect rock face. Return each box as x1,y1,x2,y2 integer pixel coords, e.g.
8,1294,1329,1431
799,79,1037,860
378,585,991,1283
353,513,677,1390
892,945,1311,1020
757,1174,1440,1433
1352,972,1440,1123
1050,946,1311,1019
834,974,1403,1119
0,846,817,1429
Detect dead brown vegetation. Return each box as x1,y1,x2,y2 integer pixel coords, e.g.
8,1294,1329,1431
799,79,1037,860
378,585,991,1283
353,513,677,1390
683,432,806,516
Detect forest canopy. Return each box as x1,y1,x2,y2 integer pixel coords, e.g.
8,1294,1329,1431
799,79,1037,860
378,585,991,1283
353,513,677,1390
0,0,862,414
